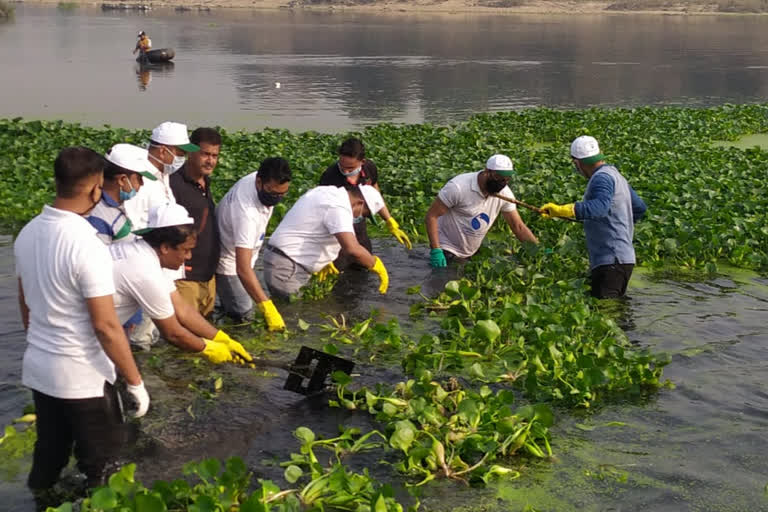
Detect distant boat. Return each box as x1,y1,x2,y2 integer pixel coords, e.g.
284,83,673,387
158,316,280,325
137,48,175,63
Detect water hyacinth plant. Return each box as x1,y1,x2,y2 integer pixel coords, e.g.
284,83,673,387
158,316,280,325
4,104,766,510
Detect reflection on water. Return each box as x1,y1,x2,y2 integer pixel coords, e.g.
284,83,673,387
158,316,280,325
134,61,174,91
3,6,768,131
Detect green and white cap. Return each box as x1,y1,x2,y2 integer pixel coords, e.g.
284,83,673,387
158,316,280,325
150,121,200,153
570,136,605,165
134,203,194,235
485,154,515,177
105,143,158,181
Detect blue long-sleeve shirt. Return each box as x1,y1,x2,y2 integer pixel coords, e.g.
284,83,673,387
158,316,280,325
573,165,646,269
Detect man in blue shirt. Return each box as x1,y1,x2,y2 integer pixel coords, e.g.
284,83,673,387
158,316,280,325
540,136,647,299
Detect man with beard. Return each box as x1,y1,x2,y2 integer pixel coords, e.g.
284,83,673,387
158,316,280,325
425,154,537,267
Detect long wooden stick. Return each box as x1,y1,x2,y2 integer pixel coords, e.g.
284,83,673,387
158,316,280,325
493,194,543,213
493,194,580,222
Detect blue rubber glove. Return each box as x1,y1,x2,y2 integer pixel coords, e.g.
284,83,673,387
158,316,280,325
430,248,447,268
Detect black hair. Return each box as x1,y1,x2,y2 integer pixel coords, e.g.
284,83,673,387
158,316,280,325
141,225,197,249
103,161,135,180
257,157,291,185
338,138,365,160
54,147,106,199
190,127,222,147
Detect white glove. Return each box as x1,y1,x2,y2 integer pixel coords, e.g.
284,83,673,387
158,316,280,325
125,381,150,418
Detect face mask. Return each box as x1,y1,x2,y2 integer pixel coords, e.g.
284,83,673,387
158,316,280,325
338,162,362,178
165,147,186,174
352,215,365,224
485,173,508,194
149,147,186,174
78,186,102,216
257,188,283,207
119,179,137,201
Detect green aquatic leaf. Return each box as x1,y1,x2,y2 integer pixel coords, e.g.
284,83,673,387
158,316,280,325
90,488,118,510
294,427,315,445
284,465,303,484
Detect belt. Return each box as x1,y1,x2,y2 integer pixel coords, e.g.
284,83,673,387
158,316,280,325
265,245,314,274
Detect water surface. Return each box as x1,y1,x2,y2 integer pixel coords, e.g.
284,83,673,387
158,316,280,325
3,7,768,131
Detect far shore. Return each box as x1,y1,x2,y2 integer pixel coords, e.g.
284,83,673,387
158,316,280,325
13,0,768,16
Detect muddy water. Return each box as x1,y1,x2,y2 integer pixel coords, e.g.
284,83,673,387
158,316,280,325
2,239,768,511
4,6,768,131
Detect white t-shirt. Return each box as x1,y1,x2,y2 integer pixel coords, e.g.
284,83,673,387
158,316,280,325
15,206,117,399
216,172,273,275
437,171,516,258
123,171,175,231
269,186,354,273
124,168,183,280
110,240,177,324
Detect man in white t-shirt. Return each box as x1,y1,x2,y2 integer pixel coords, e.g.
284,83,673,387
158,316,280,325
264,185,390,298
122,122,200,347
14,147,149,491
111,203,253,364
216,157,291,330
425,154,538,267
124,121,199,231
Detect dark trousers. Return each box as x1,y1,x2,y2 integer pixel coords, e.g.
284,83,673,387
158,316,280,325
333,220,373,271
28,382,125,490
590,263,634,299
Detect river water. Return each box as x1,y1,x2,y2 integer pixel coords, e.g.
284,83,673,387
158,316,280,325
2,6,768,131
1,237,768,511
3,6,768,511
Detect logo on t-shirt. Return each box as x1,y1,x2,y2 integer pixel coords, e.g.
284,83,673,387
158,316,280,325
470,213,490,230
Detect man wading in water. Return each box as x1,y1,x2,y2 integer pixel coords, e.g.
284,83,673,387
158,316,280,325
319,138,411,271
15,147,150,498
540,135,647,298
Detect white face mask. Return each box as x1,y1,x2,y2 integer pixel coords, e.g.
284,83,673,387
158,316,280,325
164,146,186,174
149,146,186,174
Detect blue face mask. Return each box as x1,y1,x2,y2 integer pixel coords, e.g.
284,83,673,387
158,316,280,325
119,180,137,201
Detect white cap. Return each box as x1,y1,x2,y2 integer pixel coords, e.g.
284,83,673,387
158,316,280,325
105,143,158,180
150,122,200,152
485,154,515,176
570,135,605,163
134,203,194,234
359,185,385,219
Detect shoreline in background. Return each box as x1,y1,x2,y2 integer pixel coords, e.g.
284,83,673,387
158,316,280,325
12,0,768,16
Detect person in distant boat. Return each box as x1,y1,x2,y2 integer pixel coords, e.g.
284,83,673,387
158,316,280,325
133,31,152,63
425,154,538,268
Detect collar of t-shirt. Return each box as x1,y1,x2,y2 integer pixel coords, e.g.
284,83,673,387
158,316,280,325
101,191,120,208
180,165,211,196
42,204,89,222
470,171,487,198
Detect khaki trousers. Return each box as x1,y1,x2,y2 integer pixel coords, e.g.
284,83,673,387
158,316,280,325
176,276,216,317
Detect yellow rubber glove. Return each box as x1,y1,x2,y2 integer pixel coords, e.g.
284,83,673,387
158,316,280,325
540,203,576,219
201,339,233,364
213,330,254,362
369,256,389,294
257,299,286,332
385,217,412,250
315,262,339,282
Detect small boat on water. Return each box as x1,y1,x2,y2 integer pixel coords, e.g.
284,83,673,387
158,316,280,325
137,48,175,64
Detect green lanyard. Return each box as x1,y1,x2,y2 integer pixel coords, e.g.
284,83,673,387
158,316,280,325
113,218,134,241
